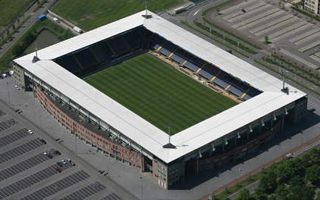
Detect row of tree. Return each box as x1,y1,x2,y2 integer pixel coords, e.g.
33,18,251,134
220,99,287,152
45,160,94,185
235,148,320,200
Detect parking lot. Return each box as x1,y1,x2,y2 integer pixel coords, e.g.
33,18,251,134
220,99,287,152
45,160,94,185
209,0,320,70
0,92,129,199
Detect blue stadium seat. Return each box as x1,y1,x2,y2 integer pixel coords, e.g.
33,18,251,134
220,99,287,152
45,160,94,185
175,49,204,67
242,94,252,101
183,62,199,72
171,54,185,64
227,86,243,97
162,42,176,53
153,44,161,50
198,70,214,80
159,48,171,57
212,78,229,89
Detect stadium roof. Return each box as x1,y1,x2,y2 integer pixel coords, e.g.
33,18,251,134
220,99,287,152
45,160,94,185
14,11,306,163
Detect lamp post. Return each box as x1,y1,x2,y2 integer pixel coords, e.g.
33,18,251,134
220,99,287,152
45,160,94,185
140,176,143,200
6,80,10,105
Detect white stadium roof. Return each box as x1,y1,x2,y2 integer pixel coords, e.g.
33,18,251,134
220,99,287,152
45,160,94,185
15,11,306,163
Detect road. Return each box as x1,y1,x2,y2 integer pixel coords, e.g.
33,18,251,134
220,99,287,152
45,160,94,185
46,10,84,35
0,0,57,60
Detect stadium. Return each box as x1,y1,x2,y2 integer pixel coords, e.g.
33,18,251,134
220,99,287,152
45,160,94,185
13,11,307,189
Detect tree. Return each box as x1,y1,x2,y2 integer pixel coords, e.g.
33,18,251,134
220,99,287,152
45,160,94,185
237,189,251,200
259,170,277,193
305,165,320,186
252,191,267,200
315,190,320,200
276,160,304,184
288,184,315,200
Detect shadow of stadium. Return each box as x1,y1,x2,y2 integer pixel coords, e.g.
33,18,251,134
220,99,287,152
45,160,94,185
171,108,320,190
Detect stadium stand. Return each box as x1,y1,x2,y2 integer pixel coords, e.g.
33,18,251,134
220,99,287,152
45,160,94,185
74,48,99,69
54,54,83,75
199,65,221,78
124,29,144,51
107,36,132,57
53,27,262,101
212,77,229,89
183,61,199,72
170,54,185,65
227,85,243,97
159,46,172,57
55,27,149,77
162,42,177,56
199,69,213,80
151,34,167,51
90,44,111,63
246,87,262,98
174,49,204,68
147,33,262,100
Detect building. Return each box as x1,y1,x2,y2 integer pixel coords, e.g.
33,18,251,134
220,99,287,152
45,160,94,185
13,11,307,189
304,0,320,15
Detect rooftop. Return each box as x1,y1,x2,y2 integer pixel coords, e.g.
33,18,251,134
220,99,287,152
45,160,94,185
14,11,306,163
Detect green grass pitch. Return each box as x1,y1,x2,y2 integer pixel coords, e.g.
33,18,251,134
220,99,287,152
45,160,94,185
53,0,183,30
84,54,237,135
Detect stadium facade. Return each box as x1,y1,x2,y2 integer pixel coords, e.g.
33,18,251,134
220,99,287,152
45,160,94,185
13,11,307,189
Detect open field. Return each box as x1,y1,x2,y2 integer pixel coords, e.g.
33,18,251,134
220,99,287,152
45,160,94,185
52,0,184,30
84,54,236,134
0,0,34,28
0,20,73,72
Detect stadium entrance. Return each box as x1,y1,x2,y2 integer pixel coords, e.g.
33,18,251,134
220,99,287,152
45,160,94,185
143,156,153,173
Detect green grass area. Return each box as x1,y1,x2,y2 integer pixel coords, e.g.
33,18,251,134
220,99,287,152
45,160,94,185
181,20,258,58
254,58,320,96
0,0,34,27
52,0,184,30
0,20,73,72
84,54,236,134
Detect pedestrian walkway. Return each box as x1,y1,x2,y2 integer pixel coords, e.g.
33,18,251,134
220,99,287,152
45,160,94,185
0,0,57,60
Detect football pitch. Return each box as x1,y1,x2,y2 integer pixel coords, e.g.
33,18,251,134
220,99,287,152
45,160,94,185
84,54,237,135
53,0,183,30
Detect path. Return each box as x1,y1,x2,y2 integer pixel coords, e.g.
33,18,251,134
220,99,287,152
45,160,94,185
0,0,57,60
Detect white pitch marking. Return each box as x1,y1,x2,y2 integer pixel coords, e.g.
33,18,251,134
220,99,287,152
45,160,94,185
193,9,201,16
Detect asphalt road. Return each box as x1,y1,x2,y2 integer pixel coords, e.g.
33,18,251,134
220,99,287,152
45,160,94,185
0,0,57,60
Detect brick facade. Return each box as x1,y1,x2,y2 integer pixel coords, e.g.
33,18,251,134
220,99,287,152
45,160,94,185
34,86,143,169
